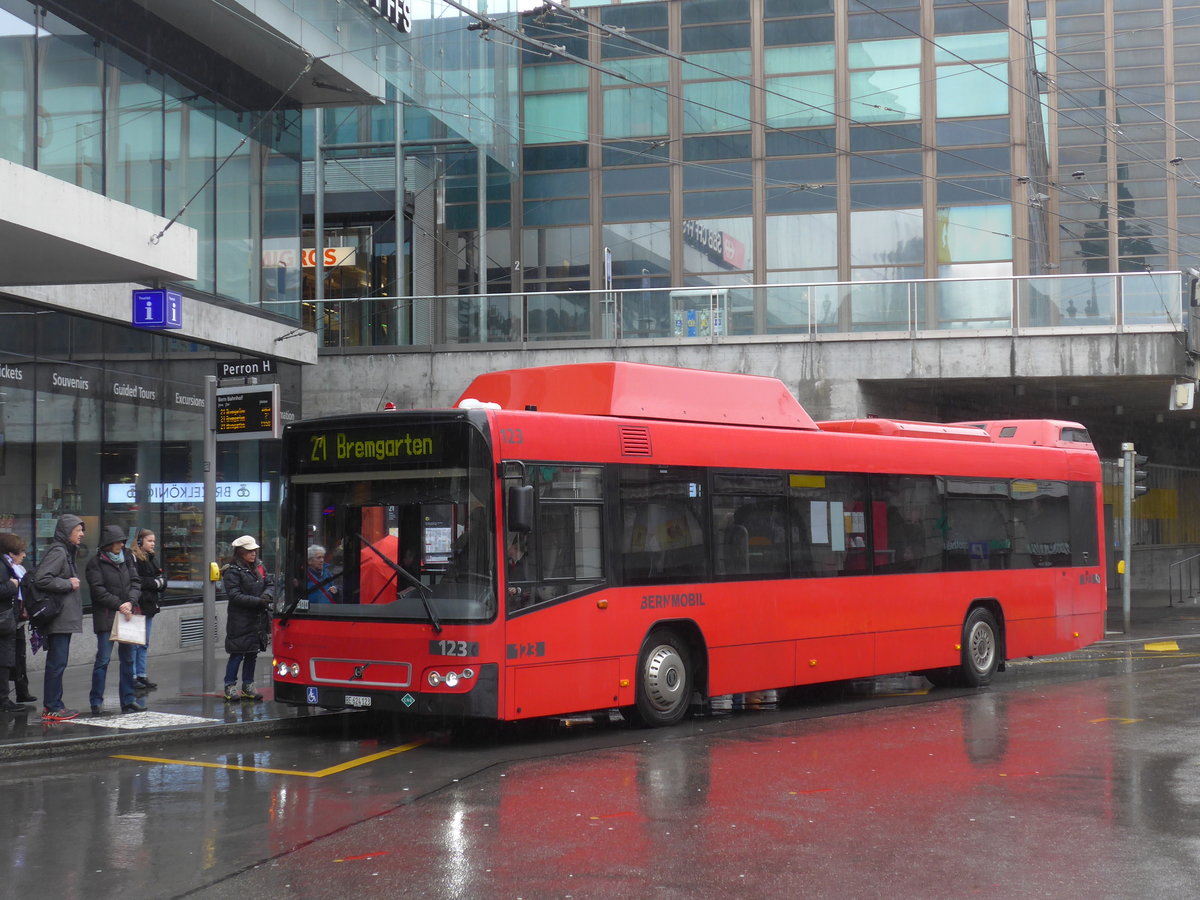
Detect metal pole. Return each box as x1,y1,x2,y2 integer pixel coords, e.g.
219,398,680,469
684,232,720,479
395,101,407,343
202,375,217,691
1121,442,1134,635
477,144,488,339
314,108,326,345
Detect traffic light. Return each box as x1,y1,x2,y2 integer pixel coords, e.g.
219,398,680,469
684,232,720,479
1133,452,1149,498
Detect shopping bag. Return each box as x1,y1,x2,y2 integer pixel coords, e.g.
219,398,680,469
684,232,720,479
111,613,147,645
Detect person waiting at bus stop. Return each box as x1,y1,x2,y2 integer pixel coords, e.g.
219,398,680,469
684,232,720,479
222,535,274,702
85,525,143,715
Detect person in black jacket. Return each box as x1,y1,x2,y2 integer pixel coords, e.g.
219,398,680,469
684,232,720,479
34,514,85,720
85,525,142,715
130,529,165,690
222,535,274,702
1,533,35,708
0,547,19,712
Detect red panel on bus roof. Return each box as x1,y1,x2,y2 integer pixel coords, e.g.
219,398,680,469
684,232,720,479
817,419,994,442
457,362,819,429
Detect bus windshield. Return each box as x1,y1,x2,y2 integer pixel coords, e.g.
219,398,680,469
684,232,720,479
285,419,495,623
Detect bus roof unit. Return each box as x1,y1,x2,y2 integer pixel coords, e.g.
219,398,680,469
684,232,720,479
951,419,1093,448
816,419,994,442
458,362,819,430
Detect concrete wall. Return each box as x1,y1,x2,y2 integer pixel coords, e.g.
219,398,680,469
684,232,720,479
302,331,1184,422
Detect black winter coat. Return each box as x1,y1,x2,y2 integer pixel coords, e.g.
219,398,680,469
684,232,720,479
85,551,142,635
223,559,273,654
135,552,164,617
0,557,17,669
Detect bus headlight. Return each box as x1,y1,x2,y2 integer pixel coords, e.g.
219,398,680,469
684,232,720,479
428,671,442,687
275,661,300,678
444,671,460,688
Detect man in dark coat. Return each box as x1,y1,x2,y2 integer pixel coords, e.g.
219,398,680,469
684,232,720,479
34,514,85,720
222,535,274,702
85,525,142,715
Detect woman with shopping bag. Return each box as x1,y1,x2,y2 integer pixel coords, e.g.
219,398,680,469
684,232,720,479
84,525,143,715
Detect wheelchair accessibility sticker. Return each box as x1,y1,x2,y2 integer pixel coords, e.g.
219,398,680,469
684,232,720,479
307,687,319,704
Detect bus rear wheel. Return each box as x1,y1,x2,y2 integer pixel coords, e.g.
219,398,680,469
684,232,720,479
922,607,1000,688
633,630,692,727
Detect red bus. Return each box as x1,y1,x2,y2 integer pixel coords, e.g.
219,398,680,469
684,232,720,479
271,362,1105,726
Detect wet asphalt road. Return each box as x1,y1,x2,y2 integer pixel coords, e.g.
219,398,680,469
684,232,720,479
6,637,1200,899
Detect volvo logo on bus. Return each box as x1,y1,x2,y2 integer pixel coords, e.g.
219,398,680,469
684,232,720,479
350,663,371,681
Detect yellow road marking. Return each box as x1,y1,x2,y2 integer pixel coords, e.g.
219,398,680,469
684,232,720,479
1144,641,1181,652
114,738,427,777
1089,717,1143,725
1022,652,1200,664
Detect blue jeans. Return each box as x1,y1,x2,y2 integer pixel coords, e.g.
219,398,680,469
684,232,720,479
91,630,137,708
225,653,258,686
42,633,72,712
133,616,153,678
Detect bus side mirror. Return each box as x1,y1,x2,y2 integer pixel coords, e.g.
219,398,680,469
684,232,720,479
507,484,534,533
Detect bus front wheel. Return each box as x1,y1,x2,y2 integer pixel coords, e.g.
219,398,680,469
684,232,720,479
633,630,692,727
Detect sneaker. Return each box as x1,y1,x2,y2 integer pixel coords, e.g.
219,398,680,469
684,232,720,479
42,707,79,721
15,693,37,703
120,702,147,714
240,683,264,702
223,683,240,702
135,676,158,690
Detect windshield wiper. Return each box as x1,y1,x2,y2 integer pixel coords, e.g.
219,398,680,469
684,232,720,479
357,533,442,633
280,569,342,626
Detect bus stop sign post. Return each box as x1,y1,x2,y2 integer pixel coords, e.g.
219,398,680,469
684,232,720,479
202,376,217,692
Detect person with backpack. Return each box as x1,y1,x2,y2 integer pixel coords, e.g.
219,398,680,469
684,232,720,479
85,525,143,715
33,514,86,721
222,535,274,702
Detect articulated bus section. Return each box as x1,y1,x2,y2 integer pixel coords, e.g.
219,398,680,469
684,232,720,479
273,362,1105,726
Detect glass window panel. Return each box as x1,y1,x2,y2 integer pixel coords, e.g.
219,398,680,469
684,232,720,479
765,127,836,156
935,4,1008,34
765,0,833,15
851,208,923,266
933,263,1014,331
601,57,669,85
602,194,670,222
872,476,944,575
764,44,836,75
525,63,588,92
787,473,870,577
165,93,216,293
766,213,837,269
937,63,1010,117
765,184,838,213
682,24,751,52
602,140,670,166
107,63,164,214
38,27,104,192
936,205,1013,263
683,134,752,161
683,189,753,219
682,0,749,25
714,494,789,578
683,161,753,190
524,144,588,171
936,176,1011,204
934,32,1009,62
521,226,590,279
936,146,1010,176
682,51,752,80
523,197,590,226
618,466,709,585
682,217,752,274
683,81,752,133
600,31,669,59
0,7,35,166
524,171,589,200
848,38,921,69
850,181,923,208
765,156,837,186
601,4,668,28
849,123,923,151
605,166,671,194
604,87,668,139
765,74,836,128
935,117,1010,146
849,10,920,40
524,93,588,144
763,18,836,48
850,151,922,180
848,69,921,122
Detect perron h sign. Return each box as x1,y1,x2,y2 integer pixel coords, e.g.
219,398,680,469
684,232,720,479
131,290,183,330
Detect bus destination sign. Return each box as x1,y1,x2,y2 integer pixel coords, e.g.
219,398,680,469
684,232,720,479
216,383,281,441
294,424,443,473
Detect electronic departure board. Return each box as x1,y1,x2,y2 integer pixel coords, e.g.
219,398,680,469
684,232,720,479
215,383,280,441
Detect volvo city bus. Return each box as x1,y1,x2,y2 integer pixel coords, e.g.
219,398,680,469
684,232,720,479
271,362,1105,726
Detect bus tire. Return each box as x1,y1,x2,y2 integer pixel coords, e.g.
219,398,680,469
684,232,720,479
633,630,692,727
960,607,1000,687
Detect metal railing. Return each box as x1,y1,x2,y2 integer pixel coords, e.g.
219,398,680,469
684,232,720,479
1169,552,1200,608
310,270,1186,350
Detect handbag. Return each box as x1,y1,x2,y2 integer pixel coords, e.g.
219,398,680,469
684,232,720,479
0,604,14,637
111,612,147,645
23,572,64,632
